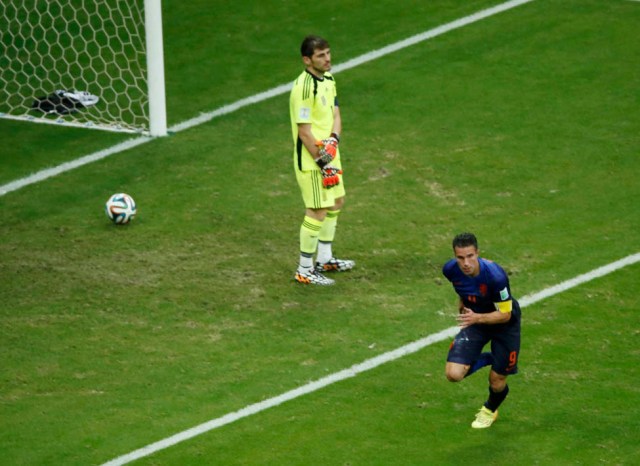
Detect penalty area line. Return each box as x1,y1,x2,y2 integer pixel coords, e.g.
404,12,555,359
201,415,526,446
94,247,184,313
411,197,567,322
0,0,536,197
100,251,640,466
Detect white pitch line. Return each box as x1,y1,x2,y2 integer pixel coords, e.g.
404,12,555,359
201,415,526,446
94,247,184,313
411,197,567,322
0,138,149,196
0,0,536,197
100,251,640,466
518,252,640,307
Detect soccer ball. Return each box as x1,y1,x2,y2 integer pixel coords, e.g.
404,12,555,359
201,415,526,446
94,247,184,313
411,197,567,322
105,193,137,224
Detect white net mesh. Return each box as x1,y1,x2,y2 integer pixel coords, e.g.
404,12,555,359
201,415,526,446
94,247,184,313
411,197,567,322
0,0,149,133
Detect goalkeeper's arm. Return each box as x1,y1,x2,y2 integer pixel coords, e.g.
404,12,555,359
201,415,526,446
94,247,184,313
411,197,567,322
331,105,342,144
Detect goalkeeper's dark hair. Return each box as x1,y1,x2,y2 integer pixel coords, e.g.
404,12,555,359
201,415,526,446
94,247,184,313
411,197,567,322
452,232,478,250
301,35,330,57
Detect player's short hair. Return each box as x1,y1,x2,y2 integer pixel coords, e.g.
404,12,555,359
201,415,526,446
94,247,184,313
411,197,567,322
301,35,330,57
452,232,478,250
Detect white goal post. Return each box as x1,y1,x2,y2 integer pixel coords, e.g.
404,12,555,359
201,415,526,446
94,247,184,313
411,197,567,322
0,0,167,136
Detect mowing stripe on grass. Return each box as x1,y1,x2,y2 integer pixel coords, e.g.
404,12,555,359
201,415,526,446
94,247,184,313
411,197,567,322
101,252,640,466
0,0,536,197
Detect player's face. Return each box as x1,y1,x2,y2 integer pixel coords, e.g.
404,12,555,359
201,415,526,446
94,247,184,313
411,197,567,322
305,47,331,76
454,245,480,277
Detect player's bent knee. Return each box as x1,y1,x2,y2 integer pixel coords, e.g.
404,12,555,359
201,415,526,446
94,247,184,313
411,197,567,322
445,364,467,382
446,373,463,383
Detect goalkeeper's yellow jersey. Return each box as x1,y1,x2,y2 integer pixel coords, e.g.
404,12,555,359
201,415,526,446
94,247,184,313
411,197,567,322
289,69,338,171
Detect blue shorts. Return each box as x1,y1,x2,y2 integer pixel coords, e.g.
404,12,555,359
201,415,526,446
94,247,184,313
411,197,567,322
447,304,521,376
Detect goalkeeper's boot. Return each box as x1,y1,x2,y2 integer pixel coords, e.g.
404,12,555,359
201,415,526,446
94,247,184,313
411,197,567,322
471,406,498,429
315,257,355,273
294,268,335,286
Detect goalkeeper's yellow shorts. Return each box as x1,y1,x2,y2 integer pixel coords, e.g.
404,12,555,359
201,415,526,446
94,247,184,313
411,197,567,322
295,168,345,209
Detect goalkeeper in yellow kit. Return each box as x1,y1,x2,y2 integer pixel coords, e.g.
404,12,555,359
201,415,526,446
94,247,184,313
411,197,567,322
289,35,355,285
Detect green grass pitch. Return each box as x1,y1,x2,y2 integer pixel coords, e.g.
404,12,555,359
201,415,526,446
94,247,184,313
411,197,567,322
1,1,639,465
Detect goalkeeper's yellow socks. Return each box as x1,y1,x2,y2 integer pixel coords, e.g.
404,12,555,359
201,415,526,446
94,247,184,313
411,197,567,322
298,216,323,273
317,210,339,264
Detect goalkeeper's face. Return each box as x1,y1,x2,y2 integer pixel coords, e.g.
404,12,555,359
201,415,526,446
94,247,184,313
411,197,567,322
305,47,332,76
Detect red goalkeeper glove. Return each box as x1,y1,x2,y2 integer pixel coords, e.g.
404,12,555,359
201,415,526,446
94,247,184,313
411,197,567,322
314,132,340,165
321,165,342,189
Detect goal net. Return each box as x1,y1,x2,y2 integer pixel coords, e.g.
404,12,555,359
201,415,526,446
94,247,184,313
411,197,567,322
0,0,166,136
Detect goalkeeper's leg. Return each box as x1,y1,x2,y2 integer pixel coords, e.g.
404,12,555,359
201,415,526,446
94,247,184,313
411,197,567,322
315,197,355,273
316,209,339,265
293,170,347,283
298,215,322,273
295,212,335,286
